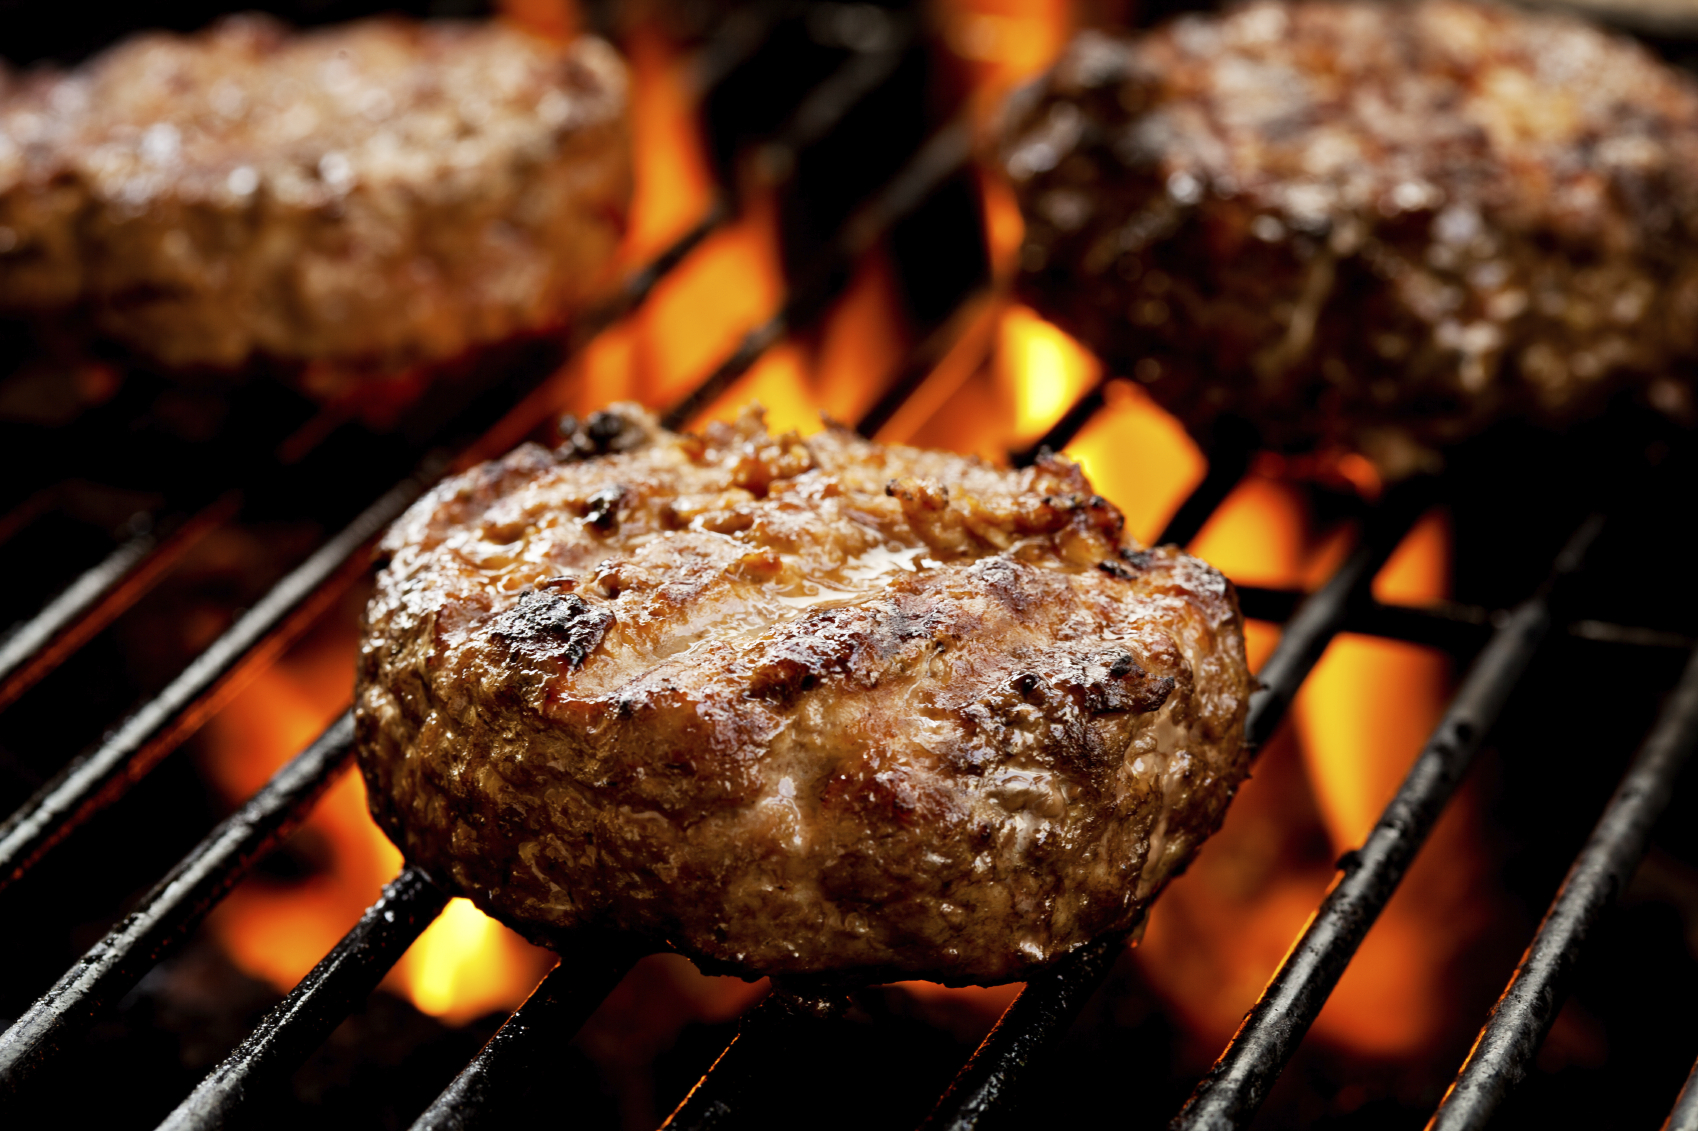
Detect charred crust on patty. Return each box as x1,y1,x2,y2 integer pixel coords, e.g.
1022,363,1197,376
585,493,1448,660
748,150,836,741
491,589,614,671
355,403,1250,984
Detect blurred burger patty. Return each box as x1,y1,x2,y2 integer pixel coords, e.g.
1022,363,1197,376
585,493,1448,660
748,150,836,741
0,15,630,373
1003,0,1698,475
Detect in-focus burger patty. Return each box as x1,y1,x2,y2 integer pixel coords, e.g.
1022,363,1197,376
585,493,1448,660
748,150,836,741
356,404,1250,984
0,15,629,372
1003,0,1698,476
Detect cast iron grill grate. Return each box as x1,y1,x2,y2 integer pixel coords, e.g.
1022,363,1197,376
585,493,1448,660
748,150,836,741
3,4,1698,1130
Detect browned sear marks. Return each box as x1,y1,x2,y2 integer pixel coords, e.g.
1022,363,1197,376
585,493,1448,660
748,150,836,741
356,404,1249,984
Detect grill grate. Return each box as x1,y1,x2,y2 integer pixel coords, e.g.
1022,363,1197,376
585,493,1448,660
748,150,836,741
1429,646,1698,1130
3,4,1698,1129
1172,514,1606,1129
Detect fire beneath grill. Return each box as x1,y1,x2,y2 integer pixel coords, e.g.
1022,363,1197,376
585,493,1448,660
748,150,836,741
6,1,1698,1129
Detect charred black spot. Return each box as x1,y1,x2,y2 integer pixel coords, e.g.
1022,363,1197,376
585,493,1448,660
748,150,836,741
492,589,614,669
557,409,649,460
1118,547,1156,569
1080,652,1175,715
584,485,625,533
1097,558,1136,580
1084,495,1126,535
586,410,637,450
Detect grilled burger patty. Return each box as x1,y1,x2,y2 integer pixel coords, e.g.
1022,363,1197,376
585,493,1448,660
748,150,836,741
1003,0,1698,475
356,405,1249,984
0,16,629,373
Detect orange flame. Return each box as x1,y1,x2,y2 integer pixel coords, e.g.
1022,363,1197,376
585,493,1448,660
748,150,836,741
934,0,1076,117
620,23,719,267
389,897,556,1025
810,249,914,425
200,594,552,1025
902,303,1090,460
997,304,1098,445
1137,491,1480,1063
1065,379,1207,545
978,167,1026,282
948,307,1484,1066
625,191,788,412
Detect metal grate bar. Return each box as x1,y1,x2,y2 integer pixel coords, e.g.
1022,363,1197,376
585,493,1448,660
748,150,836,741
660,988,852,1131
1665,1055,1698,1131
0,712,355,1099
155,865,449,1131
1239,585,1694,655
0,494,236,715
1427,643,1698,1130
855,289,997,441
1169,513,1607,1131
658,480,1433,1131
917,484,1437,1131
661,120,973,431
763,17,912,163
916,930,1128,1131
689,1,783,98
1009,383,1114,469
1236,585,1492,651
1151,420,1258,548
0,476,420,894
409,942,644,1131
604,205,730,329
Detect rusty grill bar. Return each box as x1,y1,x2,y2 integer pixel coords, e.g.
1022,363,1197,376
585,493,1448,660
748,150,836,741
3,4,1698,1130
